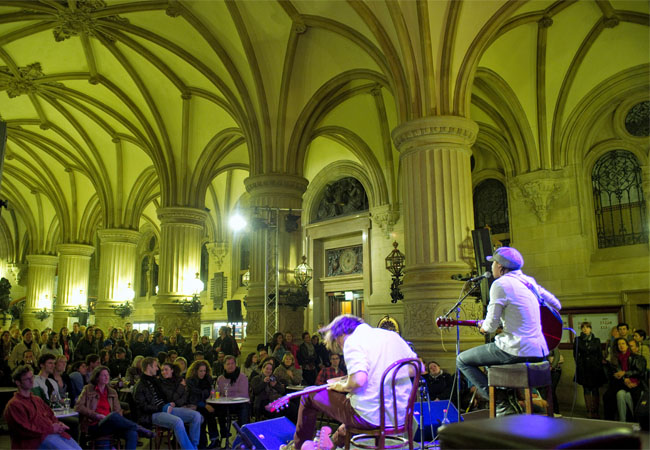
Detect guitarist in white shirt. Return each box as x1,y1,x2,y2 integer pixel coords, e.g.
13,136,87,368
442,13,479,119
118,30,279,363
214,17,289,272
456,246,562,416
281,314,419,450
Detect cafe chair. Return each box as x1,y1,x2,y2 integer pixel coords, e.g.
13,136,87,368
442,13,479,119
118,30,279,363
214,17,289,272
82,433,122,450
151,425,178,450
344,358,421,450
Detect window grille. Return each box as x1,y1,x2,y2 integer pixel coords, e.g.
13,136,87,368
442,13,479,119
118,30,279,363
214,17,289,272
473,179,510,234
592,150,648,248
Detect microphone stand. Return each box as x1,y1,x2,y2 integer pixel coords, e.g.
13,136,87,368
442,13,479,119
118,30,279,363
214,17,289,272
442,280,482,422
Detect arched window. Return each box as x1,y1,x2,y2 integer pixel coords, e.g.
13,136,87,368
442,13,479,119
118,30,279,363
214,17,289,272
473,179,510,235
592,150,647,248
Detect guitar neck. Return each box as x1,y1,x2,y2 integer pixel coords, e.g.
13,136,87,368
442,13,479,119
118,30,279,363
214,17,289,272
266,384,330,412
454,320,479,327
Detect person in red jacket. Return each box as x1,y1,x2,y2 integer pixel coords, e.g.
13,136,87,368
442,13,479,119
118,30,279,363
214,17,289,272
3,365,81,449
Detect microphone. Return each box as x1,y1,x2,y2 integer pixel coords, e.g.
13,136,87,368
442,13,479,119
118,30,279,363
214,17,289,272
469,271,491,282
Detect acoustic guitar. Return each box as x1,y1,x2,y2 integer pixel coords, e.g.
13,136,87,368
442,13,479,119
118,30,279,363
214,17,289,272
266,376,347,413
436,304,562,350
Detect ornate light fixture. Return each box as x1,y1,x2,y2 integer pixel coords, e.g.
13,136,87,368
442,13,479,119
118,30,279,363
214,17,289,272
385,241,405,303
33,308,51,321
277,256,313,310
111,283,135,318
65,304,88,317
242,268,250,288
173,273,204,314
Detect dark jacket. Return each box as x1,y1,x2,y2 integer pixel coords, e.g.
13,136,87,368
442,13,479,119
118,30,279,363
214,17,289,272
160,377,188,407
250,374,285,415
574,333,606,388
109,359,131,379
213,335,237,357
186,375,212,408
130,341,149,358
74,338,96,362
424,371,454,400
133,374,167,426
149,342,168,357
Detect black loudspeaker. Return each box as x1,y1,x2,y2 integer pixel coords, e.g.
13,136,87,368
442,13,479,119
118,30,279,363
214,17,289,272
413,400,462,441
227,299,243,323
471,228,493,307
232,417,295,449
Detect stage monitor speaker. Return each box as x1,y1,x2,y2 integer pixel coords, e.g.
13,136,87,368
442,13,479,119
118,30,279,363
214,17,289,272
232,416,295,449
414,400,462,442
227,299,243,323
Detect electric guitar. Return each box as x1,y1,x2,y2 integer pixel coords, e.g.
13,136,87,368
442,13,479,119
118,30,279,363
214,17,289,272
266,376,347,413
436,304,563,350
300,426,334,450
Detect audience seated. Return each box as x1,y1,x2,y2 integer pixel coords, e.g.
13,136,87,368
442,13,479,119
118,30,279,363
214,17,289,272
4,365,81,449
9,329,40,370
251,359,285,420
51,355,72,403
215,355,250,440
75,365,150,450
424,361,454,401
126,355,144,385
603,337,647,422
186,360,219,449
274,353,303,387
298,332,318,385
73,329,96,363
109,347,131,378
133,357,201,450
174,356,188,378
33,354,61,405
242,352,260,380
316,353,346,385
68,361,89,406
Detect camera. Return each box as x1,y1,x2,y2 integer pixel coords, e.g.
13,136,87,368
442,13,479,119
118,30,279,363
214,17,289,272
269,376,276,383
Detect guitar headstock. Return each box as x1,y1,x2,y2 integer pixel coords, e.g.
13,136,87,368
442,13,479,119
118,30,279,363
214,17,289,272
436,317,455,328
265,397,289,413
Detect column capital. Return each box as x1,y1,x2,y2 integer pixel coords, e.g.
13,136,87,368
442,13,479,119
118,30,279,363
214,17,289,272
56,243,95,257
391,115,479,157
244,173,308,209
157,206,208,227
97,228,141,245
26,254,58,267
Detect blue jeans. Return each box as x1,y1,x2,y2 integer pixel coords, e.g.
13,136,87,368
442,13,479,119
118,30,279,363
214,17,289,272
38,434,82,450
89,411,139,450
152,407,202,450
457,342,542,399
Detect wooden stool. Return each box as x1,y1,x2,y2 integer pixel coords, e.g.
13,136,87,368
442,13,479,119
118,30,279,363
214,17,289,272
82,433,122,449
488,361,553,418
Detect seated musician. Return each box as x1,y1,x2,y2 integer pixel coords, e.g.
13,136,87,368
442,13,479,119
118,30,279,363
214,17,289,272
456,247,562,416
284,314,419,449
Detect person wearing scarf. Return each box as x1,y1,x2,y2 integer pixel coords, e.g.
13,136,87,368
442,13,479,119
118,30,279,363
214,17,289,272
215,355,250,443
606,338,646,422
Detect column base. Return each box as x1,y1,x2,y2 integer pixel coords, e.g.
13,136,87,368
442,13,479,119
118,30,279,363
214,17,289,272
94,307,131,332
21,307,51,331
52,310,70,331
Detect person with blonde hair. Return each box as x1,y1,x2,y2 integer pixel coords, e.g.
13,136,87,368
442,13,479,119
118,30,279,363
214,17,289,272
283,314,418,449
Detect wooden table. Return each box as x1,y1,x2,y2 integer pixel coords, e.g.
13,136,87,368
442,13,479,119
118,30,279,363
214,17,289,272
0,387,17,393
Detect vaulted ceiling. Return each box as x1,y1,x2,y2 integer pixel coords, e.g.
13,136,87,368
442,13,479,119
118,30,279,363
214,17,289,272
0,0,647,262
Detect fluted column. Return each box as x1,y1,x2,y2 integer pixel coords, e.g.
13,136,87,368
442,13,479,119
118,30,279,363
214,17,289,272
94,229,141,330
154,207,208,334
242,174,309,354
22,255,58,330
392,116,483,359
55,244,95,331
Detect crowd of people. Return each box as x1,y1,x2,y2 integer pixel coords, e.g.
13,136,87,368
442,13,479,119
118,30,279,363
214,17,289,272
0,323,353,450
0,312,647,449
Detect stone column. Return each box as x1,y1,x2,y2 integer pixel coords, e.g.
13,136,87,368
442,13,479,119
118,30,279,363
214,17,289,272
55,244,95,331
154,207,207,335
94,229,140,330
242,174,309,355
22,255,58,330
392,116,483,362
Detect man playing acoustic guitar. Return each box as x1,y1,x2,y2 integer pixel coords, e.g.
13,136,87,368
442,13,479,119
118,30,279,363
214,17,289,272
282,314,419,449
456,246,562,416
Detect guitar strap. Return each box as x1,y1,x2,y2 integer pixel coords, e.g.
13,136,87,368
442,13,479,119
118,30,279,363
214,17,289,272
506,273,545,307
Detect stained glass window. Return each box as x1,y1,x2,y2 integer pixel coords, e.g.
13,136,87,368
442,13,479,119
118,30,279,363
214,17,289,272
625,101,650,137
592,150,647,248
